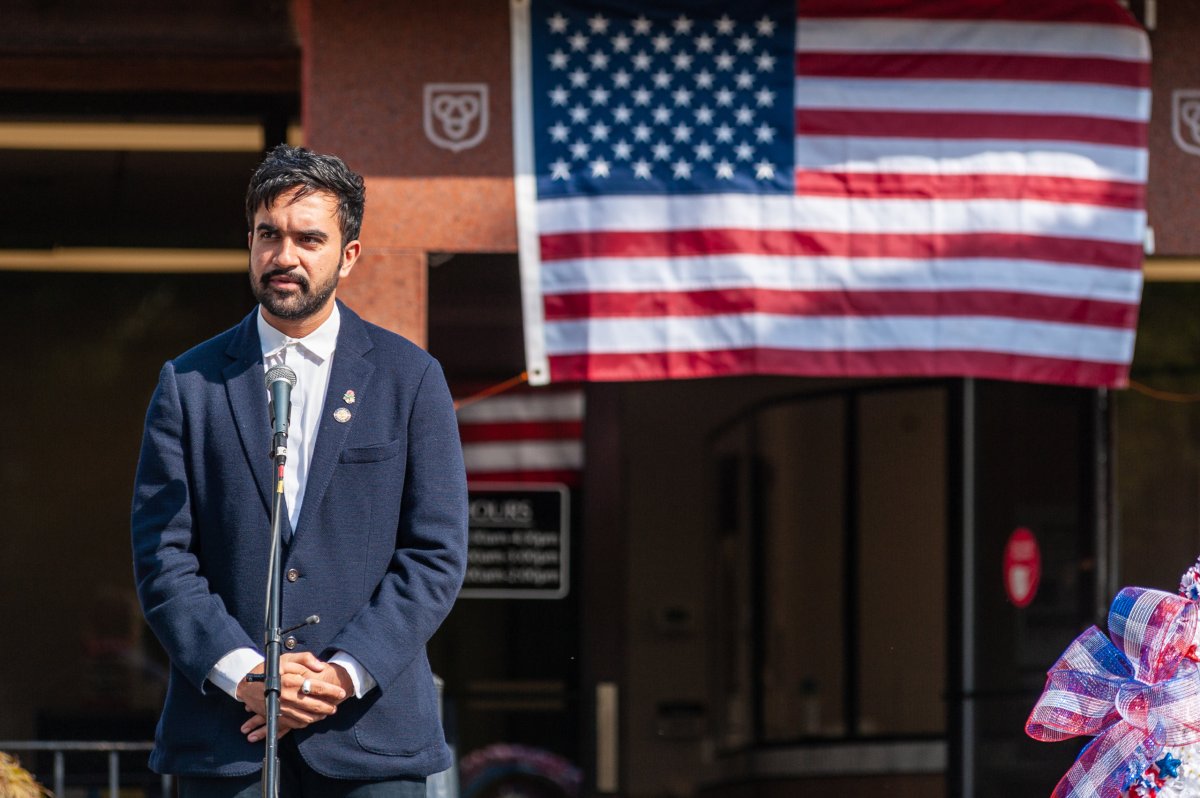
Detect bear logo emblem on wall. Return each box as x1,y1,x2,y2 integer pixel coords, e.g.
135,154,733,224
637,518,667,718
424,83,489,152
1172,89,1200,156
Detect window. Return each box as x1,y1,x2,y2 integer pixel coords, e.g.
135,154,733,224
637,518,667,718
713,385,948,747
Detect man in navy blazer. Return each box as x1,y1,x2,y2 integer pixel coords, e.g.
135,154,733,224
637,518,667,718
132,145,467,797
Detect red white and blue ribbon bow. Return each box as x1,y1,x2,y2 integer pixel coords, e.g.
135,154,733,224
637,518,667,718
1027,587,1200,797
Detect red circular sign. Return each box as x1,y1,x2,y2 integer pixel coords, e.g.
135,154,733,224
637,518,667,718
1004,527,1041,608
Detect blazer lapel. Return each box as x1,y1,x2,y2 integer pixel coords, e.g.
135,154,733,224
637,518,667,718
293,303,376,538
224,310,272,512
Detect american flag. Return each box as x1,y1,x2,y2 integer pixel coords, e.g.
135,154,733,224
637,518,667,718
510,0,1150,387
457,388,585,486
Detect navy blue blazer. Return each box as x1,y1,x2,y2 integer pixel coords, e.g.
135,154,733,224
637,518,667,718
131,302,467,779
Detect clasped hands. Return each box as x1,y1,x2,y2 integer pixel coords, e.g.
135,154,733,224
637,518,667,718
235,652,353,743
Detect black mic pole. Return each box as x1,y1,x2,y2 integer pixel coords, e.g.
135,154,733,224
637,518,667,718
256,364,296,798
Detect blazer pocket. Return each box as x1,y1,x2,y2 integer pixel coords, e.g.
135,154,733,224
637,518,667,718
340,438,402,464
353,662,441,756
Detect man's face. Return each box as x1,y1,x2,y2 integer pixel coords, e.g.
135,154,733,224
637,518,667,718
248,187,359,326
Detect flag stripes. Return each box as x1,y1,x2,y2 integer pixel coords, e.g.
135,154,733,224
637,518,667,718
548,349,1129,387
543,289,1138,327
512,0,1150,387
457,389,585,486
538,256,1140,300
794,53,1148,87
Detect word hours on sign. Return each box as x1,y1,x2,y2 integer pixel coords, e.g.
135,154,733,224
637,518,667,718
460,485,569,599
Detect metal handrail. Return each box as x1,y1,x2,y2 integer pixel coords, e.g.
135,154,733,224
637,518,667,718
0,740,170,798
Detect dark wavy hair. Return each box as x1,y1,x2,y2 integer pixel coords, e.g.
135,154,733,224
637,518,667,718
245,144,366,244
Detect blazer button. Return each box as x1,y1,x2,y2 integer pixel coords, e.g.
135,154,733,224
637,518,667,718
284,636,297,650
286,568,300,582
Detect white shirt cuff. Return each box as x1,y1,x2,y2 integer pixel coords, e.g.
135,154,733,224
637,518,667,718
207,647,265,700
329,651,377,698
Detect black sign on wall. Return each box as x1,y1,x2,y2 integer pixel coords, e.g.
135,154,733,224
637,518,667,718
460,485,570,599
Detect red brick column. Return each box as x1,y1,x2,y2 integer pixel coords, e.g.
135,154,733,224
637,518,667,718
293,0,517,346
339,249,427,346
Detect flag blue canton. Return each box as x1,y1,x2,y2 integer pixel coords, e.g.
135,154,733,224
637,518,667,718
530,0,794,197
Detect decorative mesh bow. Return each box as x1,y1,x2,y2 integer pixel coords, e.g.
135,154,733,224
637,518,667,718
1027,587,1200,797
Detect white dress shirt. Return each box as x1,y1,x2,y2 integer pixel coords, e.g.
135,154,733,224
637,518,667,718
206,304,376,700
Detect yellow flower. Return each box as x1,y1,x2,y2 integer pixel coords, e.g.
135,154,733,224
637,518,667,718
0,752,52,798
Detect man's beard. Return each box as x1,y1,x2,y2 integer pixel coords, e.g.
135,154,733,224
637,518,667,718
250,256,340,321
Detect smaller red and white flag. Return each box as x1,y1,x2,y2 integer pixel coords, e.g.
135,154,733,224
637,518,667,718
456,388,585,487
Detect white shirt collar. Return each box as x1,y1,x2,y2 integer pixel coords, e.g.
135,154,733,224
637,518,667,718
256,302,341,363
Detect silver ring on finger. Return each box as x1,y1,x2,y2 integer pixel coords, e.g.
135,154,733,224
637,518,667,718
301,678,312,696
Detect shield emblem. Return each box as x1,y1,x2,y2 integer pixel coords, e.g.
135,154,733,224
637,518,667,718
424,83,489,152
1172,89,1200,156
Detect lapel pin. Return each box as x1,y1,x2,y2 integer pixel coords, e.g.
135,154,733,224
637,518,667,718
342,389,356,404
333,407,352,423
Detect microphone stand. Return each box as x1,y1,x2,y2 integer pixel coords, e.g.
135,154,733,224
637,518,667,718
247,428,289,798
246,367,316,797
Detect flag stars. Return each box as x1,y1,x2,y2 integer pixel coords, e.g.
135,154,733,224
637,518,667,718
540,11,790,188
549,158,571,180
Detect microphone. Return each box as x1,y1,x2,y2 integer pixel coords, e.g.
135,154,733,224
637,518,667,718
265,365,297,438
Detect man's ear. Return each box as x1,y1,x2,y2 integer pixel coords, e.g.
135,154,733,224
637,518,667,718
340,240,362,278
